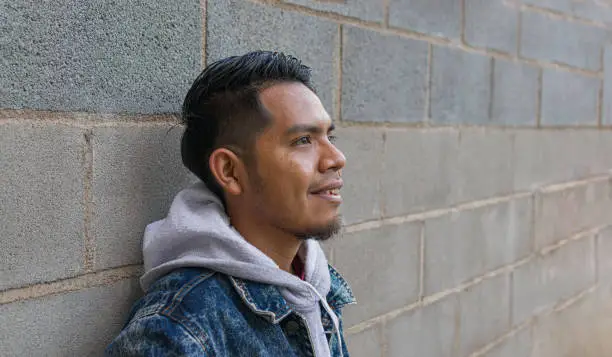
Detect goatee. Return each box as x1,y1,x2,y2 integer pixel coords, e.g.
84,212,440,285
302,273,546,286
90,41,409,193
293,215,344,241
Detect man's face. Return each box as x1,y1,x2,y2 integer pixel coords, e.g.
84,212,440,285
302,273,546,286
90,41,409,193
243,82,346,240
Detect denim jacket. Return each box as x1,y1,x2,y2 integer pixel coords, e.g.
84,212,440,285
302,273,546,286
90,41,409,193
105,265,356,356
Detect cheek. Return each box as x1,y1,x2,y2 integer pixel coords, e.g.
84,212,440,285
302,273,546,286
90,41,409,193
270,151,314,181
286,156,315,191
256,151,317,201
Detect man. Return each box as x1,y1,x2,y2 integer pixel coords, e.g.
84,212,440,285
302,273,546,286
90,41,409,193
106,51,355,356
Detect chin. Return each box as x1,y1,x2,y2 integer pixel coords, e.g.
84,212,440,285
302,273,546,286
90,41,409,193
293,215,344,241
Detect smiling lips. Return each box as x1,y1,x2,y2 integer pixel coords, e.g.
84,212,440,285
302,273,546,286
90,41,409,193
310,181,343,204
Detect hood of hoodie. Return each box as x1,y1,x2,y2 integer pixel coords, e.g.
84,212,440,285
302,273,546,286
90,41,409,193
141,182,341,357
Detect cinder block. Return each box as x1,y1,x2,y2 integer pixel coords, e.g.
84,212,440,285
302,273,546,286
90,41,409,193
597,227,612,284
522,0,573,12
541,69,599,126
0,278,141,356
92,125,196,270
341,26,428,123
424,197,532,295
459,274,511,356
532,290,608,357
386,295,459,357
513,130,609,190
389,0,461,39
0,123,85,290
512,236,596,324
481,327,532,357
596,131,612,172
534,178,612,250
335,127,384,225
282,0,384,23
520,11,607,71
206,0,338,115
453,129,515,203
430,46,492,124
345,326,382,357
572,1,612,24
334,222,421,326
382,128,459,217
465,0,519,54
491,59,539,125
0,1,201,113
604,45,612,125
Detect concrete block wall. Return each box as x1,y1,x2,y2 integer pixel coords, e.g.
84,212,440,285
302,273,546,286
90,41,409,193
2,0,612,356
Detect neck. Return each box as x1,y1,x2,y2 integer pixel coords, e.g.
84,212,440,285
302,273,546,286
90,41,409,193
228,207,302,274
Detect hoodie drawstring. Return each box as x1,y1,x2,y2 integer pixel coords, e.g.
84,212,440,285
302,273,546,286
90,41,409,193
304,282,344,357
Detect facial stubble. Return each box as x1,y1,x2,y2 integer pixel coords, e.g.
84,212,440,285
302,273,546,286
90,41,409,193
247,162,343,242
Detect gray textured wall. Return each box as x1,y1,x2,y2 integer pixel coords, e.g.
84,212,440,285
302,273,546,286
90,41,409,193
2,0,612,356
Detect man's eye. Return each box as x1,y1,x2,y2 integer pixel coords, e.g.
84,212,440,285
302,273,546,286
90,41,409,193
293,136,312,146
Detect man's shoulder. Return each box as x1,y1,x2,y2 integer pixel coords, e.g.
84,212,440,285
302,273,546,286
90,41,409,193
133,265,356,316
127,264,356,321
106,268,230,356
130,268,232,322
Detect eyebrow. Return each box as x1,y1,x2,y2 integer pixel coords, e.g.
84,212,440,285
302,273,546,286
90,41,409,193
285,122,335,136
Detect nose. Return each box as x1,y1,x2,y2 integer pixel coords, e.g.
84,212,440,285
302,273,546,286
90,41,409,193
319,139,346,173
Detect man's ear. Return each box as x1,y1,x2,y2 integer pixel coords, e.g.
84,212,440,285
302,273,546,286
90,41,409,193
209,148,244,196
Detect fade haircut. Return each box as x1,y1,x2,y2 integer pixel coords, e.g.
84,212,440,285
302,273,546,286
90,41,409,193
181,51,315,200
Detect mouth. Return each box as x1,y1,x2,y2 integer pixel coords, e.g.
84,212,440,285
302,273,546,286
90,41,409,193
310,182,343,204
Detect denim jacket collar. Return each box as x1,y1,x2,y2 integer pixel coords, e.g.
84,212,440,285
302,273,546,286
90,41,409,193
229,264,356,326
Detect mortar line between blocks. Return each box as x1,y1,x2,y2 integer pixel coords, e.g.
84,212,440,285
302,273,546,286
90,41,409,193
456,43,601,77
521,3,611,29
539,174,611,193
380,320,388,357
0,109,180,125
460,0,467,45
335,23,343,122
200,0,208,68
530,191,537,253
538,224,609,257
0,118,180,128
552,284,597,313
536,68,543,127
470,320,531,357
509,269,514,327
529,318,536,356
598,47,605,127
488,58,495,122
516,3,522,56
335,119,612,130
83,130,95,272
0,265,143,305
383,0,390,27
418,222,425,301
345,191,532,233
474,285,596,357
424,256,532,304
425,44,433,122
252,0,604,77
347,173,612,234
346,255,533,335
379,130,387,219
594,231,600,284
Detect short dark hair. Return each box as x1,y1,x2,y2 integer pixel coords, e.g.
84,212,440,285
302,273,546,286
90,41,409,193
181,51,315,200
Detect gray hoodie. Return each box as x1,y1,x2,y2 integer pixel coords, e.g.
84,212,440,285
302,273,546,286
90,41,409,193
140,182,342,357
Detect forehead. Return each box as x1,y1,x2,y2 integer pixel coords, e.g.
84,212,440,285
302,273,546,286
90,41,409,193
258,82,331,131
